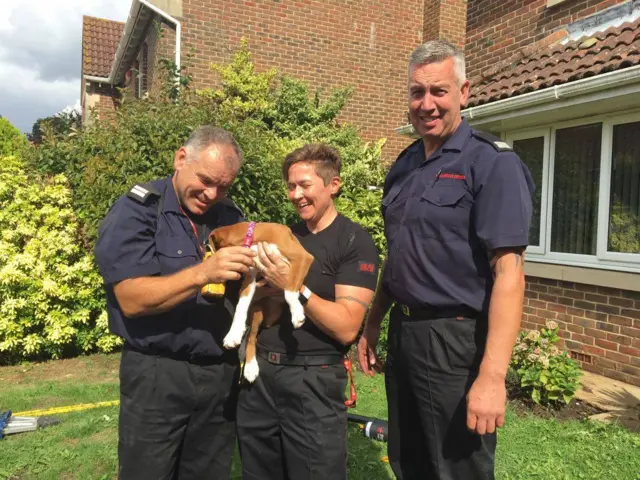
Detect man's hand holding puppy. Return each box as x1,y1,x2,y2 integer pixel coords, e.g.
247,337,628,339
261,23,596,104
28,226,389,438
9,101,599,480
115,246,255,319
199,246,257,284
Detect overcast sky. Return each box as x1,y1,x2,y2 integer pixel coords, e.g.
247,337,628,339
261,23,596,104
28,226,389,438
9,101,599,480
0,0,132,133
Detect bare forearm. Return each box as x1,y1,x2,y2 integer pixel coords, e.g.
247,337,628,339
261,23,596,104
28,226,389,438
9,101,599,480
114,264,208,317
364,260,393,330
304,295,362,345
480,268,525,379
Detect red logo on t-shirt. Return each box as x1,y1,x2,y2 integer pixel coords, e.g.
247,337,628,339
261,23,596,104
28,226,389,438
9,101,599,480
359,262,375,274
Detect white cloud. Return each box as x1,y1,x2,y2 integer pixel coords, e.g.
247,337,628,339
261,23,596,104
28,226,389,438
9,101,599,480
0,0,131,132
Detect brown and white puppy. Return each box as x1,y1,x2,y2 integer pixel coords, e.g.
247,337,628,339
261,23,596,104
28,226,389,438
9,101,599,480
208,222,314,382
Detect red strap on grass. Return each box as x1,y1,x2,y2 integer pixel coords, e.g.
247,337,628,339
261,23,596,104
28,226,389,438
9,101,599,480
343,357,357,408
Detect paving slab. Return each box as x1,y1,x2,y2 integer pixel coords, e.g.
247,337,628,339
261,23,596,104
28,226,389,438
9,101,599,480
577,371,640,412
577,371,640,431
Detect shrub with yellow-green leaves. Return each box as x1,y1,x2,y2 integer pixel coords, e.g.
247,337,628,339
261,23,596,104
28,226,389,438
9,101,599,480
0,155,120,363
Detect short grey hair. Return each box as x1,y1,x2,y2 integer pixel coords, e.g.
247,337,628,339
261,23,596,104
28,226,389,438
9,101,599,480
408,40,466,86
184,125,243,168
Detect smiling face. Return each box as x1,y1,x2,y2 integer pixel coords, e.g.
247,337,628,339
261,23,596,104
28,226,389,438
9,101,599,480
286,161,340,228
172,144,239,215
408,57,470,149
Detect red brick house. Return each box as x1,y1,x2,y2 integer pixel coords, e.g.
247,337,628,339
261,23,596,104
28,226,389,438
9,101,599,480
81,16,124,123
81,0,640,386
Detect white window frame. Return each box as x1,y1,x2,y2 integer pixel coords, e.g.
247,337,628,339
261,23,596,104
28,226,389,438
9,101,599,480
505,128,550,255
598,112,640,264
505,111,640,273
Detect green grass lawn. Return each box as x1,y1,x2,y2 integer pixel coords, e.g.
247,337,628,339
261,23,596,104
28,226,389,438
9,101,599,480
1,354,639,479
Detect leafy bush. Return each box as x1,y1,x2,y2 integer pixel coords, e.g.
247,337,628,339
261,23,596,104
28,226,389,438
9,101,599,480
28,109,82,144
0,155,121,362
0,117,28,157
510,321,582,406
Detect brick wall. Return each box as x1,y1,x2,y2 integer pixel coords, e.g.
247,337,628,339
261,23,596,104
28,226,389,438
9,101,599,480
423,0,468,49
84,82,120,123
145,18,177,97
523,276,640,387
175,0,425,161
466,0,629,79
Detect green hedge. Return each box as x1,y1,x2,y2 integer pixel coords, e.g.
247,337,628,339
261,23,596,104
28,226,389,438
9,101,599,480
0,155,121,363
0,117,28,157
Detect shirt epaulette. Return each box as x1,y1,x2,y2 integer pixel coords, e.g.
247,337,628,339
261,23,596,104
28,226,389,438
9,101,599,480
472,131,513,152
126,183,160,204
217,197,244,218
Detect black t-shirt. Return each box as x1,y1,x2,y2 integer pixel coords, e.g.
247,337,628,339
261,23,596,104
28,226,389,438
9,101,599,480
257,214,379,355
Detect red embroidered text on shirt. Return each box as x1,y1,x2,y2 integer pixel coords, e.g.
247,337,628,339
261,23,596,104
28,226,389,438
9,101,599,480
359,262,375,273
439,173,466,180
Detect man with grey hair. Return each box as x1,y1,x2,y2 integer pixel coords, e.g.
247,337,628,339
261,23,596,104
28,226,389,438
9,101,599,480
358,40,535,479
95,125,255,479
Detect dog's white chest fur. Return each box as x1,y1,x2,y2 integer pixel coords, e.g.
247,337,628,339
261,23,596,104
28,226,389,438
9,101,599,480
222,243,305,382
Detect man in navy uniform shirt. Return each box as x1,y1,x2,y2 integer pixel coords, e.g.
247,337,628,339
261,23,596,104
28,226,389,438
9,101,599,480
94,126,256,480
358,40,534,479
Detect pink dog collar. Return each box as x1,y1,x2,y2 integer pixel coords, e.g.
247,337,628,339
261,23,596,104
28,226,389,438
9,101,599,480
243,221,257,248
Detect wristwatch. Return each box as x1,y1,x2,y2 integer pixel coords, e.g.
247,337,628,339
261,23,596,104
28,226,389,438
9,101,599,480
299,285,312,305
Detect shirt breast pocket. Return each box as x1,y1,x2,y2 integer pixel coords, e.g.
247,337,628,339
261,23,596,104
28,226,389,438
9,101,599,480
382,187,408,243
156,235,199,275
417,186,472,240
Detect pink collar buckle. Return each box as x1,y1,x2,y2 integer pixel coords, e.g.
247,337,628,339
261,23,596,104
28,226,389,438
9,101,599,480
243,221,257,248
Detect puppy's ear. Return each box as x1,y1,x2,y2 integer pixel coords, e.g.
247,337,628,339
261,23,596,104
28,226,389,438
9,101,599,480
209,227,223,250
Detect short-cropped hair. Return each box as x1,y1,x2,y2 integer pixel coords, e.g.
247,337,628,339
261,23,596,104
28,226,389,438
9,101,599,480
184,125,243,168
408,40,466,86
282,143,341,185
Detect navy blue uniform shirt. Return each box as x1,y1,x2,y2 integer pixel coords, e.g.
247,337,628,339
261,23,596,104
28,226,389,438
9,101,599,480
381,119,535,314
94,176,244,359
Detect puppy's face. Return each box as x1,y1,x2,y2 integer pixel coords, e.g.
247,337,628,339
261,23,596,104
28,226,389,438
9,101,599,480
209,224,245,250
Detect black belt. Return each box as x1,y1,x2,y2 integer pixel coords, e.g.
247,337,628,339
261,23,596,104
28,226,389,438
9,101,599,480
123,344,237,366
396,303,481,321
256,345,343,366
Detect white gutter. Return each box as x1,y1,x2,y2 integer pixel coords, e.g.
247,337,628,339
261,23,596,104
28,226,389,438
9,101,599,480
88,0,181,85
394,64,640,135
83,75,111,83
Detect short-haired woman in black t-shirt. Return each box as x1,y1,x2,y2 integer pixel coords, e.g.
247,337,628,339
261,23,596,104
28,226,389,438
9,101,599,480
236,143,380,480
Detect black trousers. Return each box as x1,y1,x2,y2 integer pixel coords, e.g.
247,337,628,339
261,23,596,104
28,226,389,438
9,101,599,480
386,306,496,480
236,355,348,480
118,348,240,480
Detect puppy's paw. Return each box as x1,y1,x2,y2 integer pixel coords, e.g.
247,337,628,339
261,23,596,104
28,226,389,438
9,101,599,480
284,290,306,329
223,328,244,349
290,305,306,329
243,357,260,382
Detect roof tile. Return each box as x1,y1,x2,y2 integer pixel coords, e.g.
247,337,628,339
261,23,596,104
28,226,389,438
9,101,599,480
468,17,640,107
82,16,124,78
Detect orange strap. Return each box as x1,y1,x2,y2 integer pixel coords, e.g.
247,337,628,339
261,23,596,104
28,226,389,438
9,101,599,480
343,357,357,408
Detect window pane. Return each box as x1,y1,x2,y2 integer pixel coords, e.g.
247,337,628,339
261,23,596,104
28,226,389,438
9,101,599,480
513,137,544,246
609,121,640,254
551,124,601,255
